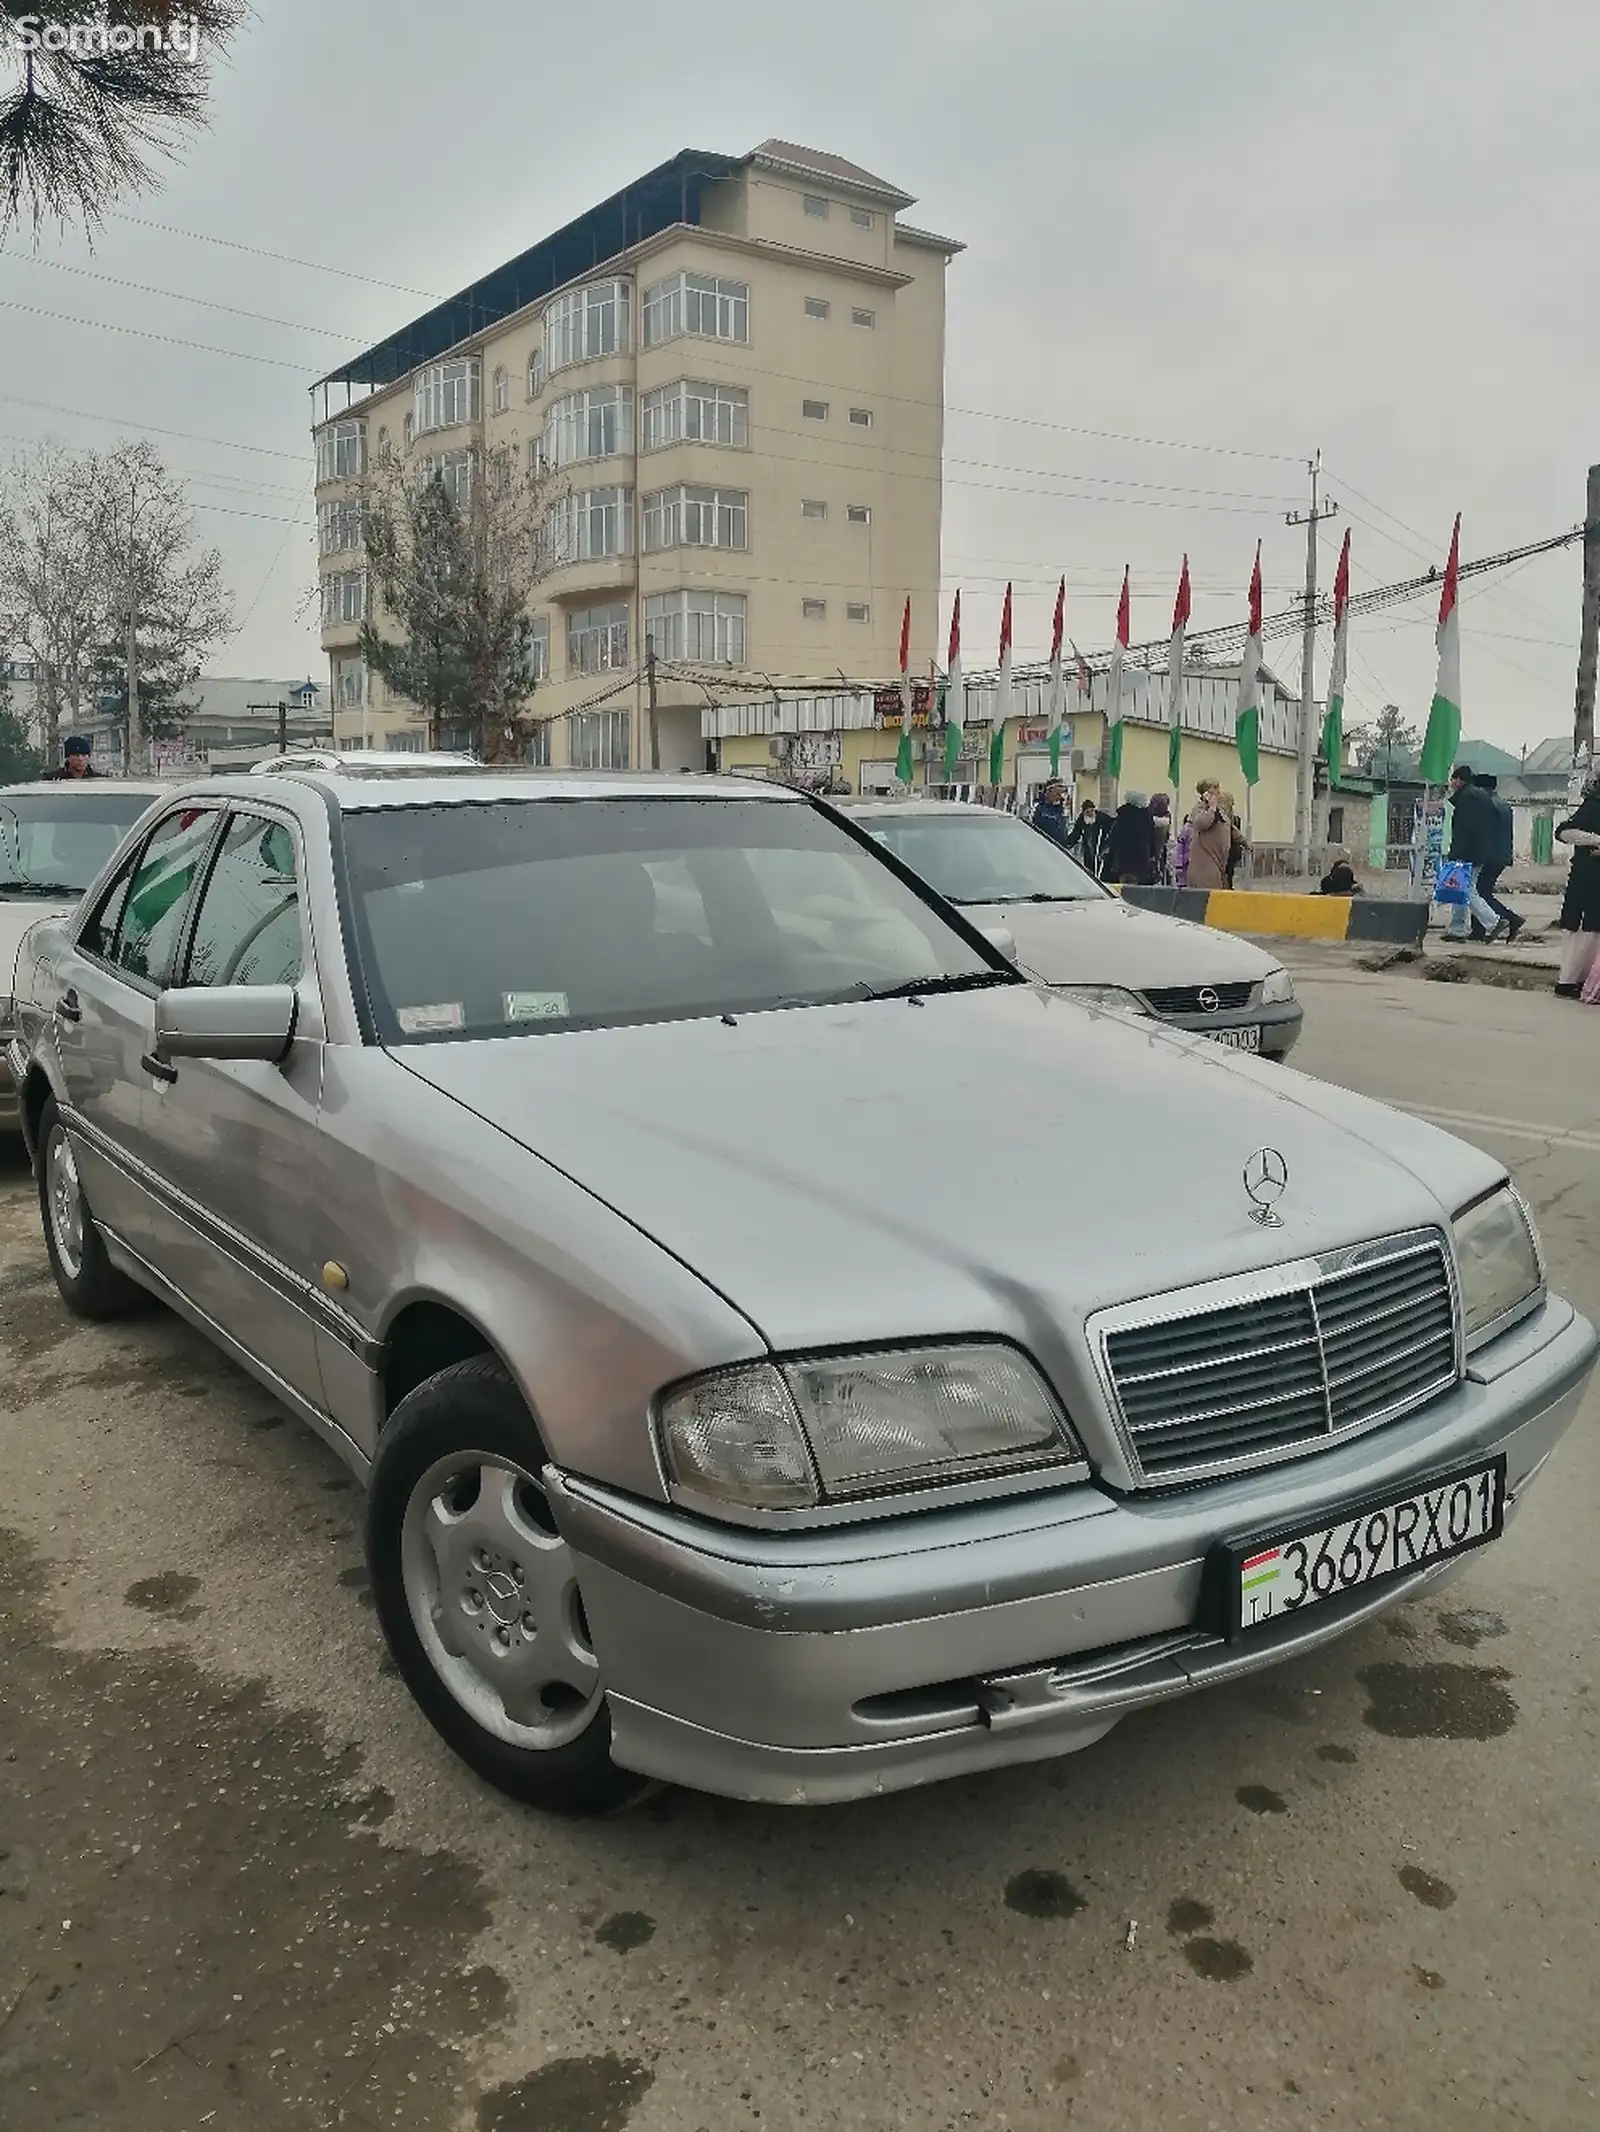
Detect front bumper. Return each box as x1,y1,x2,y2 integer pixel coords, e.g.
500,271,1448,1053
1152,998,1303,1057
552,1296,1596,1803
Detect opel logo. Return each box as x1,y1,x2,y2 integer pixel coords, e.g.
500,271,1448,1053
1243,1148,1289,1227
1198,986,1221,1013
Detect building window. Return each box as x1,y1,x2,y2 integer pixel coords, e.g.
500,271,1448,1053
802,598,826,621
414,358,480,437
644,589,747,666
847,503,871,524
847,602,871,623
387,730,424,753
850,205,875,230
545,279,631,374
376,426,391,464
642,271,749,348
571,708,630,771
404,413,415,449
314,420,364,483
549,486,632,563
317,498,364,556
321,570,367,628
527,346,544,399
492,366,508,414
803,193,829,218
542,384,634,468
849,406,874,428
527,436,544,475
416,449,473,508
527,720,552,767
334,655,366,708
526,614,549,685
639,378,749,451
851,307,875,329
802,399,828,421
801,499,827,519
567,602,630,675
804,296,831,320
642,484,748,553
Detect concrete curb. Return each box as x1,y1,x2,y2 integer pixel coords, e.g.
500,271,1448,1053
1117,886,1429,947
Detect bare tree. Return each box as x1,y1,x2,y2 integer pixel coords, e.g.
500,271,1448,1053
0,441,106,760
0,2,247,239
1345,703,1421,781
358,442,563,760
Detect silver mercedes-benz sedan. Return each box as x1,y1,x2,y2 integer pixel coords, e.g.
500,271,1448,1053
8,770,1595,1814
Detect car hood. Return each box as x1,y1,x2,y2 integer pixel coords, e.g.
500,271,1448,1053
393,987,1499,1358
960,896,1277,989
0,895,73,1010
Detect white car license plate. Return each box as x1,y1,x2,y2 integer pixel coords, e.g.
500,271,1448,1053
1222,1457,1505,1638
1206,1025,1261,1052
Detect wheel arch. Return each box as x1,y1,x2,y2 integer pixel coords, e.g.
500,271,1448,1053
378,1296,534,1432
20,1062,59,1162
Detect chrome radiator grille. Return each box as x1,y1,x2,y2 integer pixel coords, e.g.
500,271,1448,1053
1140,980,1256,1015
1101,1238,1458,1483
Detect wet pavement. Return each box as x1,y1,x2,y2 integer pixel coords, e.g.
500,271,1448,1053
2,963,1597,2131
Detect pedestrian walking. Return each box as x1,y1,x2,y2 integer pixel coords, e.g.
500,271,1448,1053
1443,763,1507,942
1220,791,1249,889
1107,789,1158,886
1063,798,1111,876
46,735,100,780
1554,772,1600,998
1470,773,1523,941
1030,778,1074,849
1148,793,1173,883
1184,780,1233,892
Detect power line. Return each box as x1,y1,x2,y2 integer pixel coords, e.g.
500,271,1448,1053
0,250,349,340
0,391,307,460
0,299,318,372
113,213,441,300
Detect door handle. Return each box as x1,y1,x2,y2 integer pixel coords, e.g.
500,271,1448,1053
56,989,82,1024
140,1051,179,1085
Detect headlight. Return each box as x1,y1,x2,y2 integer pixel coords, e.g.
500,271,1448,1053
1261,968,1295,1004
658,1344,1082,1512
1453,1186,1543,1348
1058,984,1150,1015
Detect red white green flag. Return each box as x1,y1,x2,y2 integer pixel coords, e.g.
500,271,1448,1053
1046,577,1066,777
1167,554,1191,791
1322,530,1351,790
1418,515,1463,785
895,596,914,784
1108,565,1130,786
942,591,965,777
1235,542,1263,787
991,582,1013,785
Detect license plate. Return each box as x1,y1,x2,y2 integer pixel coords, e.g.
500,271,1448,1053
1206,1025,1261,1051
1221,1457,1505,1639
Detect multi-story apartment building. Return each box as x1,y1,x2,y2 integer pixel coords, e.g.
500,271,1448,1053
311,141,961,770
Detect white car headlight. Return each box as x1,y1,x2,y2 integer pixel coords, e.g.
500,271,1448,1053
1261,968,1295,1004
1454,1186,1543,1349
658,1344,1082,1512
1059,984,1150,1015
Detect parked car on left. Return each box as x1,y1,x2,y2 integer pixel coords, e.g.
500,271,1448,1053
1,780,176,1132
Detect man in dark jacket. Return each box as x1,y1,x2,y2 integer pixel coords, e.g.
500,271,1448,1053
46,735,100,780
1470,773,1523,941
1063,798,1111,876
1030,780,1073,849
1107,790,1158,886
1444,764,1506,942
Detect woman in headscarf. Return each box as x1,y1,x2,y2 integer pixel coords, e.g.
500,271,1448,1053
1184,780,1232,892
1107,789,1158,886
1148,792,1173,883
1555,772,1600,999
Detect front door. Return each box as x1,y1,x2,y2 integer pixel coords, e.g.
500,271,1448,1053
135,808,324,1410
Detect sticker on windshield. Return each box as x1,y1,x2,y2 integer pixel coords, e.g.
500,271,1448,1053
504,990,569,1023
396,1002,465,1035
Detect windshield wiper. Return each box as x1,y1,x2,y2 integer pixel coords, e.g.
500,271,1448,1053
956,891,1089,905
855,970,1018,1002
0,881,84,898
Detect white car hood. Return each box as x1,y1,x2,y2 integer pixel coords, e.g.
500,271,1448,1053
963,896,1277,989
396,985,1499,1357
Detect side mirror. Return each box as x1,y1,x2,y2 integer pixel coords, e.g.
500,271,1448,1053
978,924,1018,963
154,985,298,1065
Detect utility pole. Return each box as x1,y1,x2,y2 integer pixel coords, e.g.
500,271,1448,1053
645,633,661,771
1572,462,1600,772
124,496,143,777
246,700,292,760
1287,451,1338,877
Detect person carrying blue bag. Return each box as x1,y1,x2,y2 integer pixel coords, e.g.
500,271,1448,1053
1439,764,1508,942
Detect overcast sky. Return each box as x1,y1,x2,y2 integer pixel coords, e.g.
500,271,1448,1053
5,0,1595,754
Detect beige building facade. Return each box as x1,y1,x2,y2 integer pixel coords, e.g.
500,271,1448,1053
312,142,961,770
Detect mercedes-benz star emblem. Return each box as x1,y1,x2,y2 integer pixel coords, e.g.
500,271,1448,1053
1198,986,1221,1013
1243,1148,1289,1227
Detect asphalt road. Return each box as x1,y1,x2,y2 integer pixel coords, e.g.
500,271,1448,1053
2,962,1597,2132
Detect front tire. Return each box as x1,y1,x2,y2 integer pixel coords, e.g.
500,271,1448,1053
36,1097,146,1320
366,1355,643,1815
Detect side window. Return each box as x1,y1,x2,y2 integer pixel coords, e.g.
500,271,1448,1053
183,813,304,990
79,851,140,962
109,809,220,988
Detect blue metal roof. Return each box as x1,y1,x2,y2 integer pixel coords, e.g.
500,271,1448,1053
318,150,744,393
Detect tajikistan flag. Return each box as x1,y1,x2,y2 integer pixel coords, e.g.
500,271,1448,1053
1107,566,1130,784
991,582,1013,785
1235,542,1263,787
1418,515,1463,785
895,596,914,784
1167,554,1191,790
1322,529,1351,790
1046,577,1066,776
942,591,965,778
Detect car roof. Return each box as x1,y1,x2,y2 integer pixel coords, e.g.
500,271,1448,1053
251,749,479,775
241,769,811,811
845,799,1015,820
0,778,176,800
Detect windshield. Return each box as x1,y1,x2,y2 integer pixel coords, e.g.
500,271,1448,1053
862,810,1106,905
0,791,158,897
342,796,1011,1043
